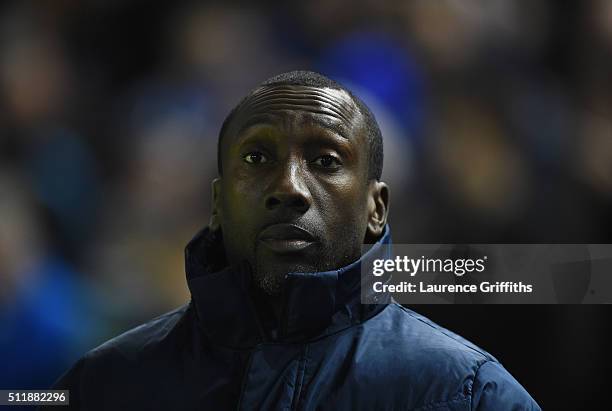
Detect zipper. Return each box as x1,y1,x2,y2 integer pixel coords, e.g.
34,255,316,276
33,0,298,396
290,344,309,411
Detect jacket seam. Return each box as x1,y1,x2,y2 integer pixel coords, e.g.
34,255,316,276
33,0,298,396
297,303,391,344
290,344,309,411
87,303,190,356
393,304,493,361
133,302,190,326
469,359,493,411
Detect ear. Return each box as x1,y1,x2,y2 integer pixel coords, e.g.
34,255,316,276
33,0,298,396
209,177,223,231
365,180,389,242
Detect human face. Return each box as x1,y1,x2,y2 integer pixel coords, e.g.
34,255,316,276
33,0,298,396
214,85,379,294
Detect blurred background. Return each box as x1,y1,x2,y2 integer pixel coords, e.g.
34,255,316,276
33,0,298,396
1,0,611,409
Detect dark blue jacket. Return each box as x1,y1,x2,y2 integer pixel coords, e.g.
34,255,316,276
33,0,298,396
52,226,540,410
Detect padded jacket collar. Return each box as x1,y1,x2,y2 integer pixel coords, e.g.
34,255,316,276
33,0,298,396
185,225,392,348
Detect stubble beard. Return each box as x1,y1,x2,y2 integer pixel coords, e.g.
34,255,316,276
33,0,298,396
252,238,362,296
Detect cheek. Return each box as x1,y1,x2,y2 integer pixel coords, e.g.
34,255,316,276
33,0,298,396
220,181,262,260
316,178,370,224
221,180,261,224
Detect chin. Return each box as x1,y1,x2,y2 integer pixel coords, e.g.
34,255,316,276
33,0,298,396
254,261,318,295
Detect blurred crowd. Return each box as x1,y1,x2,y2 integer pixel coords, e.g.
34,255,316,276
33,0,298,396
1,0,611,391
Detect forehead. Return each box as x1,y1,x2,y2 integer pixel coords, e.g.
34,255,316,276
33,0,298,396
225,85,364,143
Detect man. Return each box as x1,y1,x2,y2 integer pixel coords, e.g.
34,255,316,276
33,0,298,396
51,71,540,410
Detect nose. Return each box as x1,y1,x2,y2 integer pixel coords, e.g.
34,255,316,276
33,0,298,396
264,161,312,213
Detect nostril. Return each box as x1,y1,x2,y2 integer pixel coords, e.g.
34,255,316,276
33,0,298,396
289,197,307,209
265,196,282,209
265,194,309,211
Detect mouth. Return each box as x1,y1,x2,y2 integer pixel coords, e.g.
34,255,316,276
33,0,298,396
258,224,316,253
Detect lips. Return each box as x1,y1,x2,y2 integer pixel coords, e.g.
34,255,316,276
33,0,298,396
258,224,316,253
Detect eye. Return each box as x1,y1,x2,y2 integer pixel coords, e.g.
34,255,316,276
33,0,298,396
312,154,342,169
243,151,268,164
